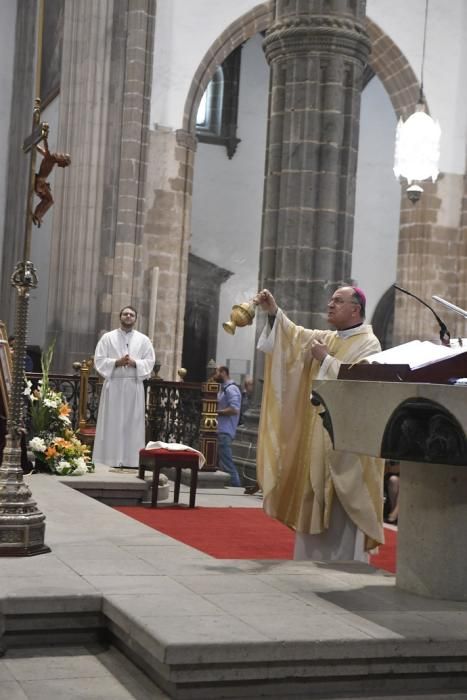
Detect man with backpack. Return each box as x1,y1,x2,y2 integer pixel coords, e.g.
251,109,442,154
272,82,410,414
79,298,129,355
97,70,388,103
213,365,242,487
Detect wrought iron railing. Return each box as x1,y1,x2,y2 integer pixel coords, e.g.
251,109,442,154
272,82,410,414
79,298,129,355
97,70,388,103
24,372,101,430
23,374,216,462
145,379,202,448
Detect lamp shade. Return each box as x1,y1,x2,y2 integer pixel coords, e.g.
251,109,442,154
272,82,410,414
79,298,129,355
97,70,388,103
393,109,441,184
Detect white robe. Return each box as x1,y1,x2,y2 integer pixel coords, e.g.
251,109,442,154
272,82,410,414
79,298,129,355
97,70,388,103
92,328,155,468
257,310,384,562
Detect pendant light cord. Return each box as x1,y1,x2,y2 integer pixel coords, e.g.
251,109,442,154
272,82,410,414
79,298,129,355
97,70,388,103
419,0,429,102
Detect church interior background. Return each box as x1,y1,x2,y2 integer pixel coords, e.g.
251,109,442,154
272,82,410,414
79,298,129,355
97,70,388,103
0,0,465,385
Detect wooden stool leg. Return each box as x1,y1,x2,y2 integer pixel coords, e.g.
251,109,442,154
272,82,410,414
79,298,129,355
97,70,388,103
174,467,182,503
189,467,198,508
152,464,161,507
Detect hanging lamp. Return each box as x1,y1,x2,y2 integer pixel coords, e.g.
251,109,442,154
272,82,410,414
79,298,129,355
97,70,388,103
393,0,441,203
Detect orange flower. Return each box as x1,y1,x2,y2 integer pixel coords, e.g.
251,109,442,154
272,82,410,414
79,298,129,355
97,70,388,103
59,403,71,417
45,446,57,459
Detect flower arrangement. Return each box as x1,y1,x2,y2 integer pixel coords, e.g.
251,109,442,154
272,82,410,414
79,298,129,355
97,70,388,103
28,432,93,475
25,342,94,476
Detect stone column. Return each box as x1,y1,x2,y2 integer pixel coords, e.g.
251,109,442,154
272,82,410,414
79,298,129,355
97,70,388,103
0,0,35,327
235,1,371,481
105,0,156,330
45,0,115,370
397,461,467,600
46,0,155,370
142,128,197,379
260,0,371,328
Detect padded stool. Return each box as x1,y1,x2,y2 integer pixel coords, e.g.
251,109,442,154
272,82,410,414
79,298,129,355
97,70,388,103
138,447,199,508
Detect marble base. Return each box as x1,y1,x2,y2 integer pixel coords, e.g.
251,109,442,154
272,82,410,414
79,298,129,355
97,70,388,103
397,461,467,600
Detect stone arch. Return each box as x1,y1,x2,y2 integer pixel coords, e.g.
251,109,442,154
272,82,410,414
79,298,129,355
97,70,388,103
183,9,423,139
182,2,273,135
365,19,421,119
181,5,433,353
382,398,467,466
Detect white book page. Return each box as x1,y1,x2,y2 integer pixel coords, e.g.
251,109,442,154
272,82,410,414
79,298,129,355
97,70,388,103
365,340,467,370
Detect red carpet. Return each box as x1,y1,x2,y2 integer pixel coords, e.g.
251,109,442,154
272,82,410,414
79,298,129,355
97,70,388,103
370,526,397,573
115,505,396,571
115,506,294,559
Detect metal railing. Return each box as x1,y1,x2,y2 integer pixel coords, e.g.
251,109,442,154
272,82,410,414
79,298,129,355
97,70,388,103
23,373,219,468
24,372,100,430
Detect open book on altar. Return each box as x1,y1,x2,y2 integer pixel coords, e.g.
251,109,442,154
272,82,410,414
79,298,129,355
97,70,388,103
364,339,467,370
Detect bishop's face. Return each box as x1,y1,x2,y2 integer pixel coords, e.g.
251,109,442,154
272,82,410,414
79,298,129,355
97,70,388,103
326,287,362,330
120,308,137,332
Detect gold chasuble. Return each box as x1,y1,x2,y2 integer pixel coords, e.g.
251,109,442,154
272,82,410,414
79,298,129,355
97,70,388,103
257,309,384,553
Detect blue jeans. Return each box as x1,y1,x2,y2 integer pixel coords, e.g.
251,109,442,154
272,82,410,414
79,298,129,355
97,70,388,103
218,432,241,486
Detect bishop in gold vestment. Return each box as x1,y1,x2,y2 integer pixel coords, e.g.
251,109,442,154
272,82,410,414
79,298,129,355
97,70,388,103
255,287,384,561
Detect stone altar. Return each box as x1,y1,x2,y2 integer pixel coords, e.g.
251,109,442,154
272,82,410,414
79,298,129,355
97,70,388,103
313,379,467,600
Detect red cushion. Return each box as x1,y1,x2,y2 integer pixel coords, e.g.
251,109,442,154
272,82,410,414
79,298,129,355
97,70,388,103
139,447,199,462
79,427,96,436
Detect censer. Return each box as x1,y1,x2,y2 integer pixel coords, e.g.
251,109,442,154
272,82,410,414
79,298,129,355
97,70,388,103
222,300,256,335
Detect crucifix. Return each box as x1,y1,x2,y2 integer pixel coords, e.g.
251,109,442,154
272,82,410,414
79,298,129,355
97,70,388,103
0,0,69,556
24,107,71,229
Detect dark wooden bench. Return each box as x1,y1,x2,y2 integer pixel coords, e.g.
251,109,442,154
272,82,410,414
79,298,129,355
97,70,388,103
138,447,200,508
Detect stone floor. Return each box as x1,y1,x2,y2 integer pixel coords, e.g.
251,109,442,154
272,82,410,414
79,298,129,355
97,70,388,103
0,644,170,700
2,646,467,700
1,469,467,699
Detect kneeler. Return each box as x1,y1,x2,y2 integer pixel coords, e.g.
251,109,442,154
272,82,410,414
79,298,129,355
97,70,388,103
138,447,200,508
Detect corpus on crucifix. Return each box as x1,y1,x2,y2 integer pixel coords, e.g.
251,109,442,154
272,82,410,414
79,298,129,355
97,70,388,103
32,138,71,227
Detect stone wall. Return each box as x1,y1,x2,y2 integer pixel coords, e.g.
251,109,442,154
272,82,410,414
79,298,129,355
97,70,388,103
142,127,196,379
394,174,466,345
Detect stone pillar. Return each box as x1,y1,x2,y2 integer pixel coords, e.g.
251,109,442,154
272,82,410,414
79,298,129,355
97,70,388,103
142,128,197,379
397,461,467,600
105,0,156,330
45,0,156,370
45,0,115,370
260,0,371,328
234,1,371,483
0,0,35,328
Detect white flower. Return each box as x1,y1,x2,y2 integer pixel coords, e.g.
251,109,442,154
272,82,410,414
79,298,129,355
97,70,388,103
58,414,71,425
23,381,33,396
73,458,88,476
44,396,61,408
29,436,46,452
55,460,70,474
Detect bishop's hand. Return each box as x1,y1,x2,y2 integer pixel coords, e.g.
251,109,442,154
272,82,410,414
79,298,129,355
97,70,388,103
311,339,329,363
254,289,278,315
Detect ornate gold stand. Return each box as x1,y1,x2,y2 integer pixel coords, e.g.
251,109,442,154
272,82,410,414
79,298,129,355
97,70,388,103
0,78,62,554
0,262,50,555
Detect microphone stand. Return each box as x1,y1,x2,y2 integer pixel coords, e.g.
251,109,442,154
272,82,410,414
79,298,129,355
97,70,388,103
393,284,451,345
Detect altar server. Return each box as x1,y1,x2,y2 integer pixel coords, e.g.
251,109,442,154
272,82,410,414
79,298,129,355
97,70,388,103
92,306,155,468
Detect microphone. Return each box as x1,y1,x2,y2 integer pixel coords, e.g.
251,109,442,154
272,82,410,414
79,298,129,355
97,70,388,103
432,295,467,319
393,284,451,345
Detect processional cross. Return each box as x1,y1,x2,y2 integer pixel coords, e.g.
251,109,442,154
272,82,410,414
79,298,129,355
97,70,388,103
0,0,70,556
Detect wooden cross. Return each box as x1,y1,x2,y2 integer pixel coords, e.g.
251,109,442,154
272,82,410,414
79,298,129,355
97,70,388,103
22,99,49,155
